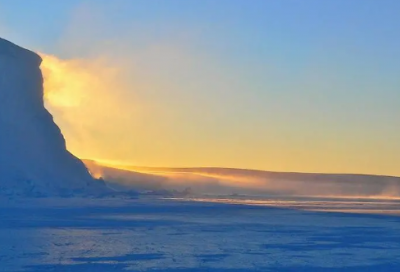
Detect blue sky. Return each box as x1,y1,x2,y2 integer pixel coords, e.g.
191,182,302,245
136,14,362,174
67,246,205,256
1,0,399,175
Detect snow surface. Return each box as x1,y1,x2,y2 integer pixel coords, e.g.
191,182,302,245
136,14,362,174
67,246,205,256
0,38,106,196
1,196,400,271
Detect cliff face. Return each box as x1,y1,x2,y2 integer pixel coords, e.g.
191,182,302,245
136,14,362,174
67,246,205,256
0,38,105,196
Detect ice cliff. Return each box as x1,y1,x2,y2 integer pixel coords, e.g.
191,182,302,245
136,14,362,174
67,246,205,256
0,38,106,196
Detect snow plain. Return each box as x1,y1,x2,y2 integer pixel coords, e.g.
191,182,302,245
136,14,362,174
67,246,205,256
1,196,400,272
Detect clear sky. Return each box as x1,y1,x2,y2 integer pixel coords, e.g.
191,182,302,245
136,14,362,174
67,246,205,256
1,0,399,176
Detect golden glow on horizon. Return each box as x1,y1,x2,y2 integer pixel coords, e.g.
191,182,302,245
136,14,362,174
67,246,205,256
39,53,400,177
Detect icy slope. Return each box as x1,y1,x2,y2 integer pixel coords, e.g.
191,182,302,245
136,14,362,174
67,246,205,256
0,38,105,196
84,160,400,197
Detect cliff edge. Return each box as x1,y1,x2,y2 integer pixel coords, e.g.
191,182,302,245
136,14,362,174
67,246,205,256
0,38,106,196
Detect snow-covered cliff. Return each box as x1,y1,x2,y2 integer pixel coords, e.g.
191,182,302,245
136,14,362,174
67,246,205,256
0,38,105,196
